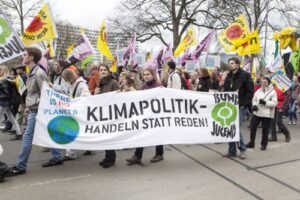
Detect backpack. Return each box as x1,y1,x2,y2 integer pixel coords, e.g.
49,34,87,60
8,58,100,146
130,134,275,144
72,81,84,98
171,72,187,90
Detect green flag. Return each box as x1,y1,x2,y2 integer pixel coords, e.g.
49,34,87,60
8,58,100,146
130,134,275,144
291,47,300,75
80,55,94,69
274,40,279,59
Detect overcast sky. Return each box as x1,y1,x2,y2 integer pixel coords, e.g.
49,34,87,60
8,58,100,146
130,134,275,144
49,0,120,29
38,0,296,62
47,0,161,51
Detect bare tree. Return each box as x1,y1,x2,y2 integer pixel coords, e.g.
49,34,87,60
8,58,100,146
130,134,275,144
54,22,77,60
0,0,45,34
110,0,215,51
205,0,299,33
205,0,299,65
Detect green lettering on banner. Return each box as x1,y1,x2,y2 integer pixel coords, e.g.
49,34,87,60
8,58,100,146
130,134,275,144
0,17,12,44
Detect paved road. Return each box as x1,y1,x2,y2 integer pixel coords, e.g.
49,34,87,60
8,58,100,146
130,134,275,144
0,119,299,200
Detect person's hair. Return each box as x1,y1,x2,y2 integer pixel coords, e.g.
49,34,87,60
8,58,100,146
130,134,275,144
261,76,271,85
167,61,176,70
68,65,79,75
55,60,65,68
228,57,241,66
199,68,209,77
90,61,100,70
191,71,198,77
117,65,125,74
77,68,85,78
143,68,157,82
62,68,78,83
176,67,184,76
124,73,136,88
0,65,9,79
183,71,190,80
99,64,110,73
25,47,42,64
211,71,218,81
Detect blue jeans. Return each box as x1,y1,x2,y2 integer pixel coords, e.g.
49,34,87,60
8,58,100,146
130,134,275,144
288,99,297,122
16,112,37,170
50,148,64,161
228,107,246,155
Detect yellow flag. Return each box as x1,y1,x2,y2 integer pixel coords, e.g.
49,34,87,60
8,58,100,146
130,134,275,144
111,59,117,73
276,27,298,51
218,14,250,52
234,30,261,56
97,21,114,60
174,27,197,57
66,43,74,57
251,57,258,81
21,3,58,46
46,40,55,58
25,65,30,74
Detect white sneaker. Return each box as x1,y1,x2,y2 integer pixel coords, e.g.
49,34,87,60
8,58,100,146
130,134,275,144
288,121,292,125
292,121,297,125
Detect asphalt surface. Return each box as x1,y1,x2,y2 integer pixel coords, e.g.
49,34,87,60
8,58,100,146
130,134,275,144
0,118,299,200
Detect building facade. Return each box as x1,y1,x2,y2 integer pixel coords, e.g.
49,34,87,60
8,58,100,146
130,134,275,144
55,22,132,64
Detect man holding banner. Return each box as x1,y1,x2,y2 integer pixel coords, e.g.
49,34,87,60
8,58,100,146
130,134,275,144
223,57,254,159
7,47,48,176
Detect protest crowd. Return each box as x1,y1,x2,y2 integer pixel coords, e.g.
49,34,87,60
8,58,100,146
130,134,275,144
1,3,300,183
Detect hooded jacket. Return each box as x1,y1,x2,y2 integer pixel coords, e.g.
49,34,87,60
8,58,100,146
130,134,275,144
26,65,49,111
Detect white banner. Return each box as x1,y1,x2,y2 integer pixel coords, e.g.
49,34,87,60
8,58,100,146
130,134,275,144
17,75,27,96
0,8,25,64
271,69,293,92
185,60,198,72
33,83,240,150
268,53,282,72
116,48,125,63
199,54,220,68
135,53,146,67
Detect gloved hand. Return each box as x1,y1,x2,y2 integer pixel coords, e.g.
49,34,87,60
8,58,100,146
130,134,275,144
252,105,258,111
259,99,266,105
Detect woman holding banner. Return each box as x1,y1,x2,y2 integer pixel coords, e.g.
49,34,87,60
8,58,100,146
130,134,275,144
126,68,164,165
246,77,277,150
42,67,91,167
197,68,211,92
95,64,120,168
120,72,137,92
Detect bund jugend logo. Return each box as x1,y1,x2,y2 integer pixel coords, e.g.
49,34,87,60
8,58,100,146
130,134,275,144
211,94,238,138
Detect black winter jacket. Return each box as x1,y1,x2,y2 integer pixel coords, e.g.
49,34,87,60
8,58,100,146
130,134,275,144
0,79,13,107
197,76,211,92
223,68,254,108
